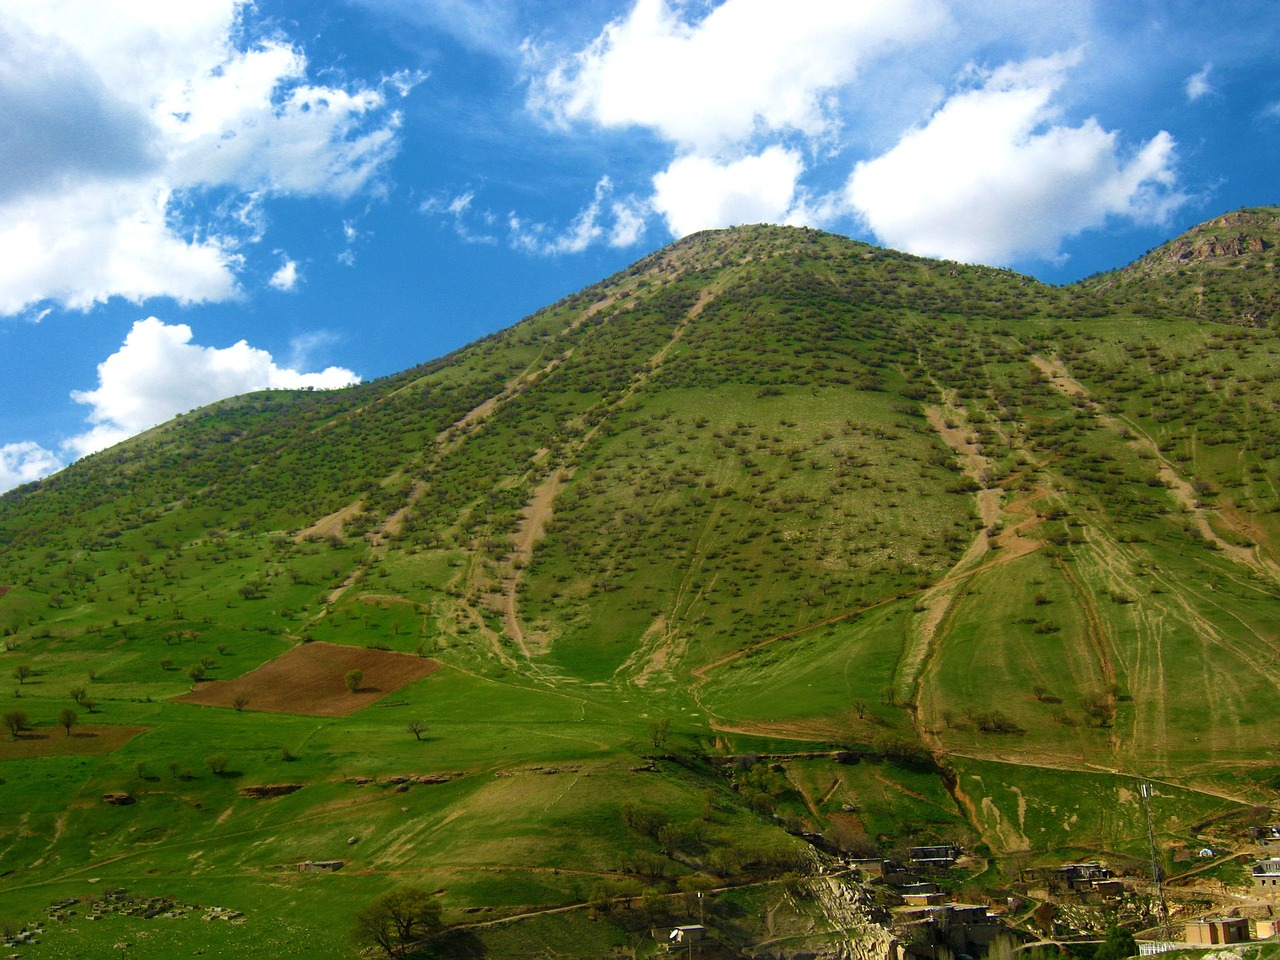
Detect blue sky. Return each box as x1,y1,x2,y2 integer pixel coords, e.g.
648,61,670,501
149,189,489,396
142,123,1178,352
2,0,1279,492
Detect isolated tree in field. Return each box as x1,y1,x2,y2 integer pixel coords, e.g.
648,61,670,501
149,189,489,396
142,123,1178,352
344,669,363,694
350,886,443,958
205,754,228,775
647,717,671,748
406,720,427,741
232,695,249,712
186,663,206,686
3,710,28,739
69,685,87,706
58,708,77,736
11,665,30,685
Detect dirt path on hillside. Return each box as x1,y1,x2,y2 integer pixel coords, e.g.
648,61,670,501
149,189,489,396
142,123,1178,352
490,282,727,667
689,482,1051,734
1031,355,1279,583
500,468,567,657
616,616,690,689
899,413,1047,710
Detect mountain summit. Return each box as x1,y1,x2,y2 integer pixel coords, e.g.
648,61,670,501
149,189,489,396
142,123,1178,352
1082,205,1280,324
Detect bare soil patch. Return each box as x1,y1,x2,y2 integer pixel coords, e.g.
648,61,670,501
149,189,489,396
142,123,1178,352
295,500,365,543
0,725,148,760
175,641,440,716
0,585,12,599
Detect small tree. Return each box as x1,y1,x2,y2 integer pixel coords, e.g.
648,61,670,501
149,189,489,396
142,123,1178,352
69,685,87,706
406,720,427,741
1095,925,1138,960
205,753,228,775
350,887,443,958
11,665,31,685
647,717,671,749
344,669,363,694
135,760,147,779
3,710,28,739
186,663,206,686
167,760,180,779
232,695,249,712
58,707,78,737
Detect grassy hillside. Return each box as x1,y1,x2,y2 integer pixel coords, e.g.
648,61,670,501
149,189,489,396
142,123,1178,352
3,215,1280,957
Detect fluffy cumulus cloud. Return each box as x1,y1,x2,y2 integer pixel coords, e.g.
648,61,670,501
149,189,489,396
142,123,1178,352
63,317,360,460
0,0,408,315
0,442,63,493
525,0,1190,261
846,53,1184,265
269,258,300,292
1185,64,1213,102
528,0,947,240
651,148,806,237
531,0,946,153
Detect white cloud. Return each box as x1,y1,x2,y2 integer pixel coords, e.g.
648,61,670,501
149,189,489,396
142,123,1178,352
0,442,63,493
420,191,499,245
846,53,1184,265
530,0,947,153
0,182,239,314
0,0,407,315
509,177,649,255
522,1,1190,259
1185,64,1213,102
63,317,359,459
269,258,300,292
651,148,806,237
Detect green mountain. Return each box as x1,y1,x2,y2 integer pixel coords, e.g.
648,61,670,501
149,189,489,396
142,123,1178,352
3,211,1280,958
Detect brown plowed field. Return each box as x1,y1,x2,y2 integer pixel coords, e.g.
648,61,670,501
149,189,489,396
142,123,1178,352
176,641,441,716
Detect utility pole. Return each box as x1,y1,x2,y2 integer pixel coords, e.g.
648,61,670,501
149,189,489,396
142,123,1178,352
1142,782,1170,938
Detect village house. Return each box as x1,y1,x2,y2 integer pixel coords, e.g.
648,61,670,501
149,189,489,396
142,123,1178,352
653,925,706,952
894,903,1023,959
1185,918,1249,946
1252,858,1280,891
908,845,960,871
298,859,345,873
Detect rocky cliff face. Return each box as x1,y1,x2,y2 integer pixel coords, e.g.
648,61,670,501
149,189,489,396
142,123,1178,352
1157,211,1273,267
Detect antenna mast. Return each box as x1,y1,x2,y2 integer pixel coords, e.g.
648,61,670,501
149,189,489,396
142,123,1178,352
1142,782,1170,937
